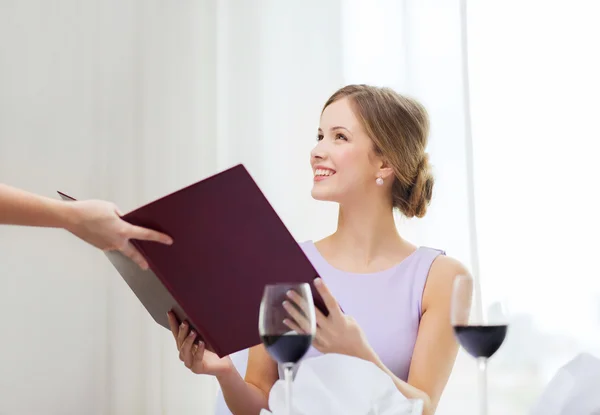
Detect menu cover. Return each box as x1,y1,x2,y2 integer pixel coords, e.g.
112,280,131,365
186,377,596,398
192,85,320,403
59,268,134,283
58,164,326,357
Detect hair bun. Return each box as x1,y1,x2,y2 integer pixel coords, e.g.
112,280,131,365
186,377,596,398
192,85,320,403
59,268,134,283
398,153,434,218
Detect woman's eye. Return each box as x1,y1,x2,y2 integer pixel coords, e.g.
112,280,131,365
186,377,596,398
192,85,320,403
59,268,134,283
336,133,348,141
316,134,324,141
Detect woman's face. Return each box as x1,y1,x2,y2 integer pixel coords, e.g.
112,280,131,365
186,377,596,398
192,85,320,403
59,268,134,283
310,97,384,204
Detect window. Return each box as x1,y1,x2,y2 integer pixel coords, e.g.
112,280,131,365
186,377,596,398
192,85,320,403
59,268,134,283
468,2,600,413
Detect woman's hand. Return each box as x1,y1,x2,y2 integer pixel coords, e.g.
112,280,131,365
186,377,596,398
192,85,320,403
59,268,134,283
283,278,375,361
167,311,233,377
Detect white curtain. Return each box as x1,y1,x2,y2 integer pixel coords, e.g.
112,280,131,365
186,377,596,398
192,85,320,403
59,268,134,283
465,2,600,414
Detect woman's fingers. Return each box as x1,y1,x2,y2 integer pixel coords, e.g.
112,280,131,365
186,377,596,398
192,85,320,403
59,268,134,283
167,311,180,341
283,318,304,334
167,311,211,375
192,341,206,373
180,330,197,367
314,278,342,318
176,321,190,351
286,290,311,314
282,300,313,334
315,308,328,328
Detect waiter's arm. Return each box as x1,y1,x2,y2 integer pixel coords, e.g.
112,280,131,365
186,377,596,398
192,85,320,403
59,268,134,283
0,183,173,269
0,183,77,227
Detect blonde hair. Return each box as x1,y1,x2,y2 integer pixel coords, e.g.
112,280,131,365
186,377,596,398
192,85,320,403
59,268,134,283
323,84,433,218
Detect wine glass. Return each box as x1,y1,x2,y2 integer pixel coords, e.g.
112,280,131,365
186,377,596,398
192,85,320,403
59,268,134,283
259,283,316,415
451,274,509,415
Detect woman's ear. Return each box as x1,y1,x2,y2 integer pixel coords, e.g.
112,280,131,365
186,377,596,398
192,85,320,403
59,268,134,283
378,160,395,180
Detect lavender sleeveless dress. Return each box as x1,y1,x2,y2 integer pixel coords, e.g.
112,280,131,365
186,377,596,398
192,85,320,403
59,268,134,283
214,240,444,415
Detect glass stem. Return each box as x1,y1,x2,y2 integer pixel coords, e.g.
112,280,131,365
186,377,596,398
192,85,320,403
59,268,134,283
283,363,294,415
478,357,488,415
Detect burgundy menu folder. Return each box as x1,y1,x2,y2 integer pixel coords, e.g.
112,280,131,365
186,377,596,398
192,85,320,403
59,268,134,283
58,164,326,358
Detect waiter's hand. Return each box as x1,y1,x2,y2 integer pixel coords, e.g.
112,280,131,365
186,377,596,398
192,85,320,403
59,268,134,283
66,200,173,269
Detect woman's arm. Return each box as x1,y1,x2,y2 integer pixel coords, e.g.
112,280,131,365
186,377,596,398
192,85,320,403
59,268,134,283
169,312,278,415
286,258,466,415
219,345,279,415
285,270,463,415
362,256,467,415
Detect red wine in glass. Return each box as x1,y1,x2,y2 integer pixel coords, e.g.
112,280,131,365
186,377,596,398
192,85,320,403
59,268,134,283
261,334,313,364
259,283,316,415
451,274,509,415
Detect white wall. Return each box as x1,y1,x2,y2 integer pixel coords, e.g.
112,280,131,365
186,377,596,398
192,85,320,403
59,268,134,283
0,1,217,414
0,1,344,414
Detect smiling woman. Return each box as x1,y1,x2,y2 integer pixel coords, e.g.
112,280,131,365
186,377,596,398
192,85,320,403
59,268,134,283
169,84,470,415
312,85,433,219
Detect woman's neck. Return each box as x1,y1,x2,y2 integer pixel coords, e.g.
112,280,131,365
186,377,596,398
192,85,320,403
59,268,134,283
321,198,410,268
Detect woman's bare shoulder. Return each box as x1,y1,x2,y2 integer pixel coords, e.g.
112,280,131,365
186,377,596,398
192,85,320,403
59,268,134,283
422,254,471,311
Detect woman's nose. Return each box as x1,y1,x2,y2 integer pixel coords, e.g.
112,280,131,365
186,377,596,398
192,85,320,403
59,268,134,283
310,140,327,161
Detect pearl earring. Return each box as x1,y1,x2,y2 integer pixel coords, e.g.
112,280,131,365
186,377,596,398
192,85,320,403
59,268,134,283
376,176,384,186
